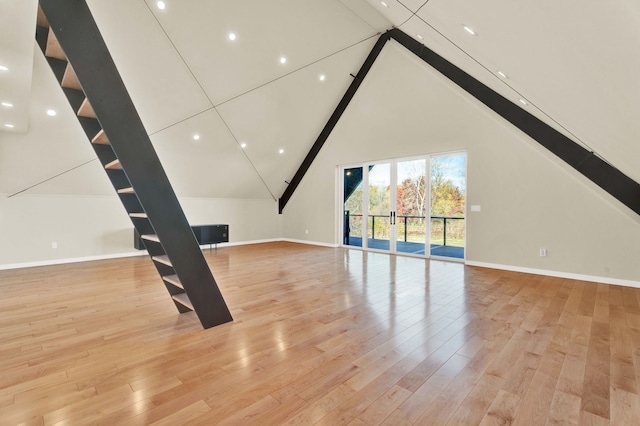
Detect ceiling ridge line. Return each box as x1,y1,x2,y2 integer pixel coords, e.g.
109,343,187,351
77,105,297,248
213,33,381,109
140,4,379,202
395,1,418,28
142,0,215,109
204,33,381,202
141,1,278,199
147,106,215,137
211,107,277,202
8,158,98,198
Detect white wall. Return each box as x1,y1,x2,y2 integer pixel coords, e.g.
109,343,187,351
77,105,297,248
282,41,640,283
0,195,131,266
0,194,280,268
180,197,281,244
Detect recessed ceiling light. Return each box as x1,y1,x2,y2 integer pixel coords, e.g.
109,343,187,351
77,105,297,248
240,142,247,148
156,1,166,10
193,134,200,140
0,65,8,71
416,34,423,40
380,1,388,7
1,102,13,107
463,25,477,36
4,124,14,128
228,33,236,41
497,71,507,79
280,56,287,64
519,98,528,105
319,74,326,81
46,109,57,116
279,149,284,154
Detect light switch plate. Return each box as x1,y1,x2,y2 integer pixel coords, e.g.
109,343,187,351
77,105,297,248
471,205,481,212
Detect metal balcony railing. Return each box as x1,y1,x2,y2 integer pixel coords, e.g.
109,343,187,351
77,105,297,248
344,212,464,247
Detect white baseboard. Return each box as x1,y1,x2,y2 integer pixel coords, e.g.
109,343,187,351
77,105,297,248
0,238,282,271
199,238,281,249
0,250,147,271
465,260,640,288
280,238,339,248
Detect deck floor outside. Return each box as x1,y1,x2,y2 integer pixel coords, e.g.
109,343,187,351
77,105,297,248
0,241,638,424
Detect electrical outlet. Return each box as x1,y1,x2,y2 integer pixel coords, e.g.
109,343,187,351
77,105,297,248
539,248,546,257
305,229,309,234
51,242,58,249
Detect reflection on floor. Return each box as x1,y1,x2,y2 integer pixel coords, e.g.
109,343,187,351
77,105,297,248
345,236,464,259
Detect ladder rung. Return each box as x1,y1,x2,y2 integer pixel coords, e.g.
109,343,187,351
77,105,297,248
117,187,134,194
172,293,193,310
45,28,65,60
141,234,160,243
77,97,96,118
105,159,121,170
37,6,49,28
163,274,183,289
129,213,147,218
61,63,82,90
92,129,109,145
152,255,172,267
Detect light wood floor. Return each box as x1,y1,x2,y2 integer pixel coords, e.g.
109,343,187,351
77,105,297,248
1,242,640,425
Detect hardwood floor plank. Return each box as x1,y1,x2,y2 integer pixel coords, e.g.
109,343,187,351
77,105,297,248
149,399,211,426
610,388,640,425
0,242,637,424
512,371,557,426
581,320,611,419
356,384,411,425
546,389,581,425
479,389,521,426
381,352,472,425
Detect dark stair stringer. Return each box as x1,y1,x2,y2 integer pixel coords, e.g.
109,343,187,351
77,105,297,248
37,0,232,329
279,29,640,216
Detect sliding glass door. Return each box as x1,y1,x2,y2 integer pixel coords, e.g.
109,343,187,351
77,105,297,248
342,163,394,252
341,152,466,260
429,154,466,259
343,166,364,248
396,158,428,255
366,162,392,252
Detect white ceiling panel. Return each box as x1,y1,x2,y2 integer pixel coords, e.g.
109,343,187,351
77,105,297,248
86,0,212,135
217,39,377,197
150,109,273,199
0,51,98,195
398,17,585,149
0,0,38,134
398,0,428,14
337,0,392,31
363,0,412,27
145,0,380,105
417,0,640,181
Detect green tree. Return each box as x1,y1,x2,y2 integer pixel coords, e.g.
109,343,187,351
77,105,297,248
430,161,464,217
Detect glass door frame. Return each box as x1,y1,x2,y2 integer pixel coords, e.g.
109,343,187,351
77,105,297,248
339,154,431,259
428,150,467,261
395,155,430,258
362,160,396,253
339,150,467,261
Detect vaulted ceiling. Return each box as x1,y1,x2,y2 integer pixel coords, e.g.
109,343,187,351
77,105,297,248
1,0,638,200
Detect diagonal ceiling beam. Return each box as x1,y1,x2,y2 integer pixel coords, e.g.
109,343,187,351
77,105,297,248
278,31,391,213
279,28,640,216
